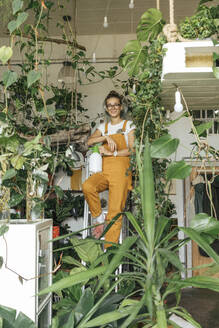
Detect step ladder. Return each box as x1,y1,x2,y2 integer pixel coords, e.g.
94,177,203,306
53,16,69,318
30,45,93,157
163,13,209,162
82,153,130,275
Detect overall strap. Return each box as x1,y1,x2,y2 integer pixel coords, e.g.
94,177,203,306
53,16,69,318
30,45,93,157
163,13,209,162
105,123,108,135
122,120,128,132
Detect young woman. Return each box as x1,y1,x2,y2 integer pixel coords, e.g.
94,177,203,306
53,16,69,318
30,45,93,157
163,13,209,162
82,90,135,247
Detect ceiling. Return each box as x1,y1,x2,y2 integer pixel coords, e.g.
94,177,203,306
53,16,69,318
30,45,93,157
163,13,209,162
60,0,201,36
0,0,206,37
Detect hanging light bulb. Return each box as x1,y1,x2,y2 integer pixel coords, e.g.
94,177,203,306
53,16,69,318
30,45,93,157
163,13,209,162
92,52,96,63
174,89,183,112
103,16,108,28
129,0,134,9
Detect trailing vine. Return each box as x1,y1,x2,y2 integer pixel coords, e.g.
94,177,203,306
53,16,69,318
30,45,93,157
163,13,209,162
119,10,176,220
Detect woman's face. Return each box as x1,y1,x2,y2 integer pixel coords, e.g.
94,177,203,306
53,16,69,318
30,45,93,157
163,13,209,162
106,97,123,118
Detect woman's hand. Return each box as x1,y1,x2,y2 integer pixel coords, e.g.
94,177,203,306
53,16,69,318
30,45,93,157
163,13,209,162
105,136,117,151
99,146,113,156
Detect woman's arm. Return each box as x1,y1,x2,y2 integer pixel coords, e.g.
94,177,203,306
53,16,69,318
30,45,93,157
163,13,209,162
87,129,105,146
99,129,135,157
87,129,117,151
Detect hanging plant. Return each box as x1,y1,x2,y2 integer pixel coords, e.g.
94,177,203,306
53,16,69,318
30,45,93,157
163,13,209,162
179,4,217,39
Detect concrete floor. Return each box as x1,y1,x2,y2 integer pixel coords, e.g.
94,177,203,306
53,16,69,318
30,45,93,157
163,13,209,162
169,288,219,328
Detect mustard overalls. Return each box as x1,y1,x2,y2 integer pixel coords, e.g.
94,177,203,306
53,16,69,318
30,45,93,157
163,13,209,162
83,120,132,247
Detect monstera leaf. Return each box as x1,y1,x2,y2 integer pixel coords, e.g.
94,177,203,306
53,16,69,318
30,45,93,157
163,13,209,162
137,8,165,42
120,40,147,76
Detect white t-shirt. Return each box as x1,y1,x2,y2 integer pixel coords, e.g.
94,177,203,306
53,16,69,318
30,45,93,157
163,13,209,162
97,120,135,146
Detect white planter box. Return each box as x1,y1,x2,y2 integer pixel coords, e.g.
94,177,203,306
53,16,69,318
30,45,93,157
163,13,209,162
0,219,53,327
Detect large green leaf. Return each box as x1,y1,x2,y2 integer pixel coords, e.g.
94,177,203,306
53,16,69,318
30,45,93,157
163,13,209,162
0,305,16,323
12,0,23,14
77,279,123,328
95,236,137,294
14,311,36,328
38,266,106,295
181,227,219,263
170,275,219,293
137,8,165,41
8,12,28,34
74,288,94,323
151,134,179,158
143,140,155,248
2,168,16,181
158,248,184,272
5,135,20,153
16,12,28,29
121,40,146,76
22,134,42,156
62,311,74,328
0,46,13,65
27,70,41,88
125,211,147,245
194,121,212,136
155,216,170,244
166,161,192,182
8,193,24,207
120,295,147,328
10,155,26,170
53,185,64,199
3,70,18,89
33,170,48,183
70,237,101,263
83,308,132,327
0,225,9,237
8,20,17,34
190,213,219,234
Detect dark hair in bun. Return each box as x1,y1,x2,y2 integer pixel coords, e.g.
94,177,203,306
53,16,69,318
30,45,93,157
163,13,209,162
104,90,123,107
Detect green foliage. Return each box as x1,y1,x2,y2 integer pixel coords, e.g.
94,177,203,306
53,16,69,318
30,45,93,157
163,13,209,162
151,134,180,158
179,5,218,39
3,71,18,89
120,40,147,77
136,9,165,42
27,70,41,88
120,8,173,224
0,304,36,328
0,225,9,237
0,46,13,65
166,161,192,181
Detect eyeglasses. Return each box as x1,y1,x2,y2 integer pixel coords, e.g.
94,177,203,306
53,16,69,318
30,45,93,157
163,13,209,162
106,103,121,109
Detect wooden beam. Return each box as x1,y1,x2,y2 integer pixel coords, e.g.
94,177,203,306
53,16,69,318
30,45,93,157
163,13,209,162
23,35,86,51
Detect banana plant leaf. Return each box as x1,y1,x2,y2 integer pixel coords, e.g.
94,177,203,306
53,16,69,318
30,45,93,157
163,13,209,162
190,213,219,234
151,134,179,158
